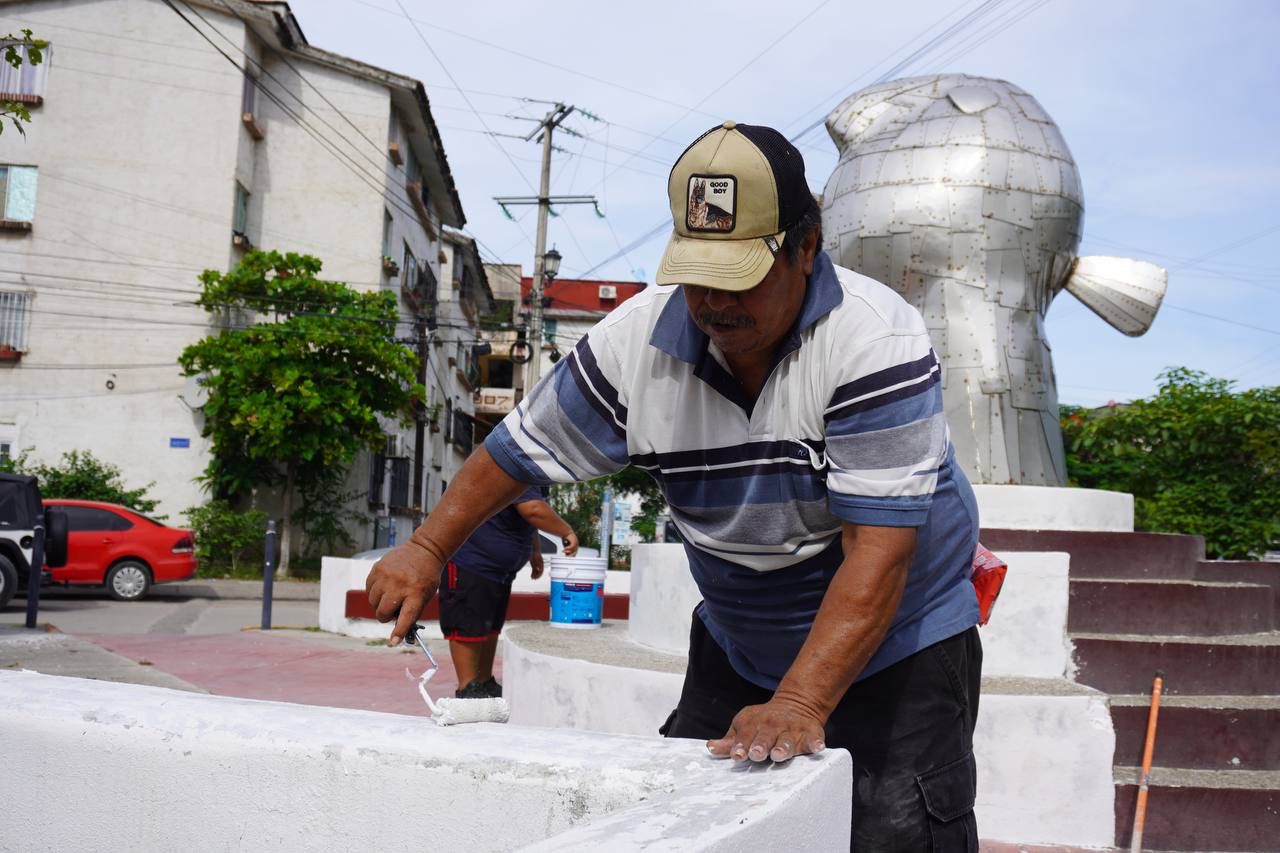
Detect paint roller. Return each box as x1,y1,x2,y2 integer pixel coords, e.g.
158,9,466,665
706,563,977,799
404,623,510,726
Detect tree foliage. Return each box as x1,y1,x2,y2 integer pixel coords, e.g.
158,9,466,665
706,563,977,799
548,467,667,553
1061,367,1280,559
2,450,160,514
179,250,422,572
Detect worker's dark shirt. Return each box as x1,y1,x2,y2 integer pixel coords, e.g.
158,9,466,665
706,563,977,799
450,486,544,583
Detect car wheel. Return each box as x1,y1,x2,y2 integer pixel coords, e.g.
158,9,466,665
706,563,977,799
106,560,151,601
0,554,17,609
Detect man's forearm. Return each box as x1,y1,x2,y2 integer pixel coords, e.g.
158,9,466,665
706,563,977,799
772,525,914,721
517,503,574,539
407,446,528,569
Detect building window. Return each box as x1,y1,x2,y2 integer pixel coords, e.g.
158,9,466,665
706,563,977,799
0,42,49,101
402,242,417,293
544,318,557,342
241,72,256,115
388,456,410,509
0,165,37,226
232,182,251,248
381,210,393,258
0,290,30,355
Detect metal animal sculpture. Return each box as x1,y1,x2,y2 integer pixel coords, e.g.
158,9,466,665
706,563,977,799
821,74,1167,486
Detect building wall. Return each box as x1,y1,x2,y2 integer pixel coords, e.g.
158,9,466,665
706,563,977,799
0,0,468,555
0,0,248,516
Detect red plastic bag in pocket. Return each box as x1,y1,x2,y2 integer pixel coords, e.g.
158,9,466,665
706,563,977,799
971,544,1007,627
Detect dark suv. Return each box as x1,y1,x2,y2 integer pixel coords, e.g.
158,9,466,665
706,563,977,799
0,474,68,608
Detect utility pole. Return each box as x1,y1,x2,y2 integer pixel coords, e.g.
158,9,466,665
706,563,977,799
493,102,603,390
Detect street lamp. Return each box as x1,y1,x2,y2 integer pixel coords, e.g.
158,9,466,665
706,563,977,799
543,245,562,282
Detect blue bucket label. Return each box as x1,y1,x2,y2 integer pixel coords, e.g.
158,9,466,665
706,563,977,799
550,579,604,625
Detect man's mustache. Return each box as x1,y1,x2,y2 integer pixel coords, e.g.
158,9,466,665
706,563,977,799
698,310,755,328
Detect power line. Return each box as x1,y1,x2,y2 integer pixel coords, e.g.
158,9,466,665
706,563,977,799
589,0,836,192
1163,303,1280,337
341,0,723,122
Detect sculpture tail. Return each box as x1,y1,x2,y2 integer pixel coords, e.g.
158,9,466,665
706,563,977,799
1066,256,1168,337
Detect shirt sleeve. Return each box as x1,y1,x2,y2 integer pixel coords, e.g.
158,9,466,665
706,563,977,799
484,323,631,485
822,328,947,528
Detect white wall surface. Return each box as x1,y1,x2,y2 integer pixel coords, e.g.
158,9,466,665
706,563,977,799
501,628,1117,848
974,689,1116,848
980,551,1075,678
0,669,852,852
629,543,701,654
974,484,1134,531
504,629,684,736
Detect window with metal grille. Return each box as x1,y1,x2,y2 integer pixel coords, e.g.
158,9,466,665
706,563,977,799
0,290,30,352
0,165,38,223
0,43,49,99
388,457,411,508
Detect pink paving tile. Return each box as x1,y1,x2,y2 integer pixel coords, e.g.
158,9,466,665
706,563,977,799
82,633,501,717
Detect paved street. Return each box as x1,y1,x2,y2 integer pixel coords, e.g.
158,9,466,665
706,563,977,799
1,579,472,709
1,585,321,635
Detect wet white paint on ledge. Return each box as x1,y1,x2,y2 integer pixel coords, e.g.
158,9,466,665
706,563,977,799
0,669,851,852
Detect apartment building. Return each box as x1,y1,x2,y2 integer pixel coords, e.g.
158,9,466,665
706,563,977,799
0,0,484,550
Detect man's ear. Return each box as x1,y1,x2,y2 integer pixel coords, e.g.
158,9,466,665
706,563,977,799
801,225,820,275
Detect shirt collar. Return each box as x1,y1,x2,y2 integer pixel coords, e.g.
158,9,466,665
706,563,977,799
648,249,844,365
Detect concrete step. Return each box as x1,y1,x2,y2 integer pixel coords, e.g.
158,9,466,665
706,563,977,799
1198,561,1280,628
980,528,1205,580
1113,767,1280,851
1072,632,1280,695
1110,694,1280,771
1069,578,1274,636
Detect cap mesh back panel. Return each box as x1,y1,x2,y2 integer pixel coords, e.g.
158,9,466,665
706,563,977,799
737,124,812,230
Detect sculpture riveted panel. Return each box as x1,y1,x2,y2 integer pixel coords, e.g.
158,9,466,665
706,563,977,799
821,74,1168,485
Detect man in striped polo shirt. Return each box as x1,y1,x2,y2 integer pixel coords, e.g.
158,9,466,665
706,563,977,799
368,122,982,850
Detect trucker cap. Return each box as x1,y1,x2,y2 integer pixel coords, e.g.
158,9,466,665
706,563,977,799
655,121,814,291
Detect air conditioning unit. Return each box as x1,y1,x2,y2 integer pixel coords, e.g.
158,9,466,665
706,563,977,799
598,285,617,301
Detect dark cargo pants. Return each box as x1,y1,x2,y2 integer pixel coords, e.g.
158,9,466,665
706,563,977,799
661,615,982,851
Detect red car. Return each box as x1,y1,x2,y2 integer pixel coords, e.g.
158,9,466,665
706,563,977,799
42,500,197,601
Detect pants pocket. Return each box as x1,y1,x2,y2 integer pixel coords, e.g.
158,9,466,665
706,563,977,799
916,752,978,852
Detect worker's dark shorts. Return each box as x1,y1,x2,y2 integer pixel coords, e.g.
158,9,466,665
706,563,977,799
661,614,982,852
437,562,512,642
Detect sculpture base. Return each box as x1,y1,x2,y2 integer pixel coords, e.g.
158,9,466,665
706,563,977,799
973,484,1133,532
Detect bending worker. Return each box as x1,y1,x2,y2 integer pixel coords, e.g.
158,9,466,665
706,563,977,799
368,122,982,850
441,483,577,699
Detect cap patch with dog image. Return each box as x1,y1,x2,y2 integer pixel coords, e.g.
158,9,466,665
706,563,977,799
687,175,736,232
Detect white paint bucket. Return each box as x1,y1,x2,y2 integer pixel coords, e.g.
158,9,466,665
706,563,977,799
548,556,607,629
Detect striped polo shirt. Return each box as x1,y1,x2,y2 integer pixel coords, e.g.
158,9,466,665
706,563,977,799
486,251,980,689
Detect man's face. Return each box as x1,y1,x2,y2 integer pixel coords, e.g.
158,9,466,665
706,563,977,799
682,227,818,358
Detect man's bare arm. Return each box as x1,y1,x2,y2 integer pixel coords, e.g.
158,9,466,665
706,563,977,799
514,500,579,556
707,523,915,762
365,446,529,644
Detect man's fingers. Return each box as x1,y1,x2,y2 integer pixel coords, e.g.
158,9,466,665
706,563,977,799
374,590,402,623
389,593,425,647
706,725,737,758
748,730,781,763
770,731,801,763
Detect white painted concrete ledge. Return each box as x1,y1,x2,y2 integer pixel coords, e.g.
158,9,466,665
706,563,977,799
973,484,1134,531
0,669,851,852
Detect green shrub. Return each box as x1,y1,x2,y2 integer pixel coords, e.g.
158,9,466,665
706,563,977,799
183,500,268,575
5,449,160,515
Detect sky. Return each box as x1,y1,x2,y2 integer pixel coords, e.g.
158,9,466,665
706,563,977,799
293,0,1280,407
